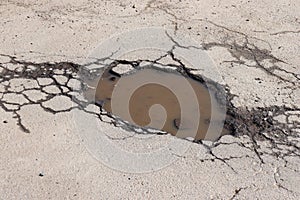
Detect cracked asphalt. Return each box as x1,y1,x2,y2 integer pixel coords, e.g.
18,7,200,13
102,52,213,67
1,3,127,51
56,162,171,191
0,0,299,199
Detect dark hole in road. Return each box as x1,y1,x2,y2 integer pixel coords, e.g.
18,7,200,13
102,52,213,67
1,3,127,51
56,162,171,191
89,65,229,140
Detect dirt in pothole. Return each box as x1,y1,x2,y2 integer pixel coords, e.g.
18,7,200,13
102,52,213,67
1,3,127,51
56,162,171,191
86,65,229,141
82,60,298,146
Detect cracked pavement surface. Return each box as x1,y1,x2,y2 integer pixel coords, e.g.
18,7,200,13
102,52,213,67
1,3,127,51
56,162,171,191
0,0,299,199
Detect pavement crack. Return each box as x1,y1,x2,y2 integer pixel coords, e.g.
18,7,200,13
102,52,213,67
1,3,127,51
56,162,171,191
273,167,293,193
0,54,298,165
201,41,299,84
270,30,300,35
229,186,248,200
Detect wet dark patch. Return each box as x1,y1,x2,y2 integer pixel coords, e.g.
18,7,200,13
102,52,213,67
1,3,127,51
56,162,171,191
92,66,227,140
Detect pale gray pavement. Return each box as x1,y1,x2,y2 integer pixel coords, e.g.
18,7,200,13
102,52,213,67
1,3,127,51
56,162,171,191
0,0,299,199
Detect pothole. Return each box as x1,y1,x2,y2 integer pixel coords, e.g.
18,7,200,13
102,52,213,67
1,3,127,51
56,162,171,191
0,53,298,160
84,62,229,141
81,60,299,148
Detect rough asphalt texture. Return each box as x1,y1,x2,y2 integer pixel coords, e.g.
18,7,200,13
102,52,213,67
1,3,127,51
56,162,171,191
0,0,299,199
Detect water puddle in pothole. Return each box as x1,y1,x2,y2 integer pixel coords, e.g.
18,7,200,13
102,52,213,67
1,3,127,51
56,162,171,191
85,65,228,141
